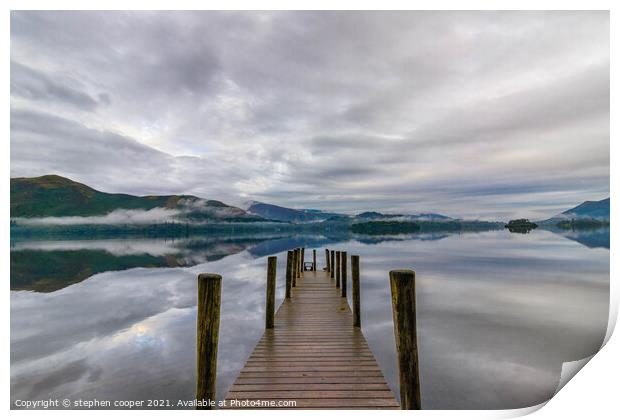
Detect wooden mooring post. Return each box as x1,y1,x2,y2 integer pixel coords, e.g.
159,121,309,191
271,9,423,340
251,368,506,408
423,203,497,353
341,251,347,297
351,255,361,327
265,256,277,329
296,248,301,279
325,249,330,272
285,251,293,298
313,249,317,271
330,250,335,278
196,273,222,409
194,249,406,410
301,247,305,271
293,248,298,287
335,251,341,288
389,270,421,410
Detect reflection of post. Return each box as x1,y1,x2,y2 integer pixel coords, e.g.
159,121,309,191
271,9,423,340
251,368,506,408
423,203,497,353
325,249,330,272
330,250,335,279
335,251,341,288
313,249,317,271
285,251,293,298
265,256,277,329
351,255,361,327
196,273,222,409
341,251,347,298
389,270,421,410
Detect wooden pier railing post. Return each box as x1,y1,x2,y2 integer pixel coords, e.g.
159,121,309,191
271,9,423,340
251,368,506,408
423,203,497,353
222,253,401,409
285,251,293,298
341,251,347,297
293,248,299,287
325,249,330,272
313,249,317,271
389,270,421,410
301,247,305,271
330,250,335,279
335,251,341,288
265,256,277,329
196,273,222,409
351,255,361,327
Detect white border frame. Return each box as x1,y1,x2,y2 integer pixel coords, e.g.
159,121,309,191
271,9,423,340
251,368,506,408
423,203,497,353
3,2,615,419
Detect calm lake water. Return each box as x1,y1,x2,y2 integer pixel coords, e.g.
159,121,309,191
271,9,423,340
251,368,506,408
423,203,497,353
10,228,609,409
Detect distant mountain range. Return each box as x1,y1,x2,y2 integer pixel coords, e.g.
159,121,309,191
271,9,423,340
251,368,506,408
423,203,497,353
539,197,610,225
557,197,609,220
246,203,455,223
355,211,452,222
10,175,610,230
245,201,344,223
10,175,263,222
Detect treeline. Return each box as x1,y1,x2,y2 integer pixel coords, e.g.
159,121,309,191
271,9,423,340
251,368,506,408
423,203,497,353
351,221,421,235
11,218,504,241
350,220,503,235
9,221,290,240
556,219,609,230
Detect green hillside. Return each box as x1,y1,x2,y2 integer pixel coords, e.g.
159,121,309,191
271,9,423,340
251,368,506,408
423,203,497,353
10,175,257,220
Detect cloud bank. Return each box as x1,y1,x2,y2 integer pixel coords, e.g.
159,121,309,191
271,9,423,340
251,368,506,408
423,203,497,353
14,207,181,226
10,11,609,219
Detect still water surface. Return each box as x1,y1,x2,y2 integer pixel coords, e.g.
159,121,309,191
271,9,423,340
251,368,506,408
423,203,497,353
10,229,609,409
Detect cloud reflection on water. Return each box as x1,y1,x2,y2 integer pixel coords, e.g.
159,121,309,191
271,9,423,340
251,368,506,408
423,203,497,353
10,230,608,409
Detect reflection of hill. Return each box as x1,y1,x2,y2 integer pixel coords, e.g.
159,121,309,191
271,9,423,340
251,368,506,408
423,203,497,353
558,228,609,249
351,221,420,235
541,227,609,250
353,232,452,244
11,224,514,293
248,236,322,257
10,235,277,293
247,230,463,256
11,250,185,292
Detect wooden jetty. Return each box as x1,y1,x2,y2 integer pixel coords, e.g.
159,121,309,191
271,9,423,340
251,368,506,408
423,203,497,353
196,248,420,410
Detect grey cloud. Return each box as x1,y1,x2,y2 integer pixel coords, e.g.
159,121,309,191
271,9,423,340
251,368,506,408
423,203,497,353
10,11,610,219
10,61,107,110
406,62,610,151
10,108,247,202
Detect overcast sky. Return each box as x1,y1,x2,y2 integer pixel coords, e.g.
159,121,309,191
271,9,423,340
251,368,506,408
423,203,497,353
10,11,609,219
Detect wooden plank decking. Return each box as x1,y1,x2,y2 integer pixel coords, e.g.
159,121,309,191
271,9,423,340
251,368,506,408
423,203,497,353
222,269,400,409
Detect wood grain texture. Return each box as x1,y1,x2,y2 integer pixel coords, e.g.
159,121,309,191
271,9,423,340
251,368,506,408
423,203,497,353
301,247,305,272
325,249,330,272
223,269,399,410
293,249,298,287
351,255,361,328
335,251,341,288
196,273,222,409
285,251,293,299
389,269,421,410
313,249,317,272
341,251,348,298
265,256,277,329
